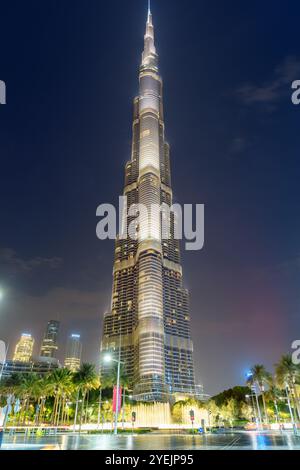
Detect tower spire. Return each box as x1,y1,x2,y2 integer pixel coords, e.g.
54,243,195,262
142,0,156,66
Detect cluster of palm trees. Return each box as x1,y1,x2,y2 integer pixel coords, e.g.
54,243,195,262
0,363,100,428
1,353,299,430
247,354,300,426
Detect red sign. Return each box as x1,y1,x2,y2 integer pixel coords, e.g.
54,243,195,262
112,386,122,413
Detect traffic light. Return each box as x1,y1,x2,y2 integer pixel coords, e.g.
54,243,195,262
131,411,136,423
189,409,195,422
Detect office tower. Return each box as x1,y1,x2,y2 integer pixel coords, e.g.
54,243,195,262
64,334,82,372
40,320,60,358
13,333,34,363
100,5,195,402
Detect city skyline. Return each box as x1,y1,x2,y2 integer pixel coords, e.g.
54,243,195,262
0,0,300,395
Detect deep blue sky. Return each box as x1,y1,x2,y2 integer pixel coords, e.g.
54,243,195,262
0,0,299,394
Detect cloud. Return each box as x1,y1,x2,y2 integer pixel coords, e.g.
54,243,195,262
236,56,300,106
0,247,62,275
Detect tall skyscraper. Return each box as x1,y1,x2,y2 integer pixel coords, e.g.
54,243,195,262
100,5,196,402
13,333,34,362
40,320,60,358
64,334,82,372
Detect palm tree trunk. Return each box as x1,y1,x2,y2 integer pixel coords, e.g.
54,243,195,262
292,386,300,421
24,398,30,426
261,392,269,424
79,391,86,433
39,398,45,425
52,394,59,425
85,392,89,425
56,396,62,426
22,398,27,425
61,397,66,425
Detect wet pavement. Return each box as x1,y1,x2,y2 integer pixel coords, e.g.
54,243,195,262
1,431,300,450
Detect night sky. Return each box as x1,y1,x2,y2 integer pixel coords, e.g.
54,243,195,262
0,0,300,395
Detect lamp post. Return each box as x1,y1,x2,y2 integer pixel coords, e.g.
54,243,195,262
0,343,9,383
97,388,102,430
247,371,262,431
285,383,297,435
246,393,257,425
0,289,8,383
103,353,125,435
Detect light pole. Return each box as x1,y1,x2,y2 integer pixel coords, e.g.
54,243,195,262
246,393,258,425
285,383,297,435
103,353,125,435
97,388,102,430
73,392,81,433
0,289,8,383
0,343,9,383
247,371,262,431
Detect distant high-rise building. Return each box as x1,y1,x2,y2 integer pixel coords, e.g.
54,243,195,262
40,320,60,358
100,5,196,402
64,334,82,372
13,333,34,362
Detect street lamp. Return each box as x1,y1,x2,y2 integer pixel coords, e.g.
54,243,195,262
246,371,262,431
285,383,297,435
102,353,125,435
0,342,9,382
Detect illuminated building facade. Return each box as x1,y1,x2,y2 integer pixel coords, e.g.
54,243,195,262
13,333,34,363
64,334,82,372
100,5,195,401
40,320,60,358
2,358,59,379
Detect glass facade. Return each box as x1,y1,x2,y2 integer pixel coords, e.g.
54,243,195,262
13,334,34,363
40,320,60,358
64,334,82,372
100,7,195,402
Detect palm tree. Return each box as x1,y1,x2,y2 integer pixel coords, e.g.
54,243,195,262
14,373,43,425
275,354,300,421
265,381,282,423
247,364,271,424
46,368,74,426
73,363,100,430
0,373,25,427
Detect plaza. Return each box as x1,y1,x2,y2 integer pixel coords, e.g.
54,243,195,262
1,431,300,451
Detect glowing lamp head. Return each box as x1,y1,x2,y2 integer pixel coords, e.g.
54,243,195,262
103,354,112,363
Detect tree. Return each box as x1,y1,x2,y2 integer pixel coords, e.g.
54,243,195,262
220,398,238,427
265,380,283,423
46,368,74,425
73,363,100,430
275,354,300,421
247,364,271,424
